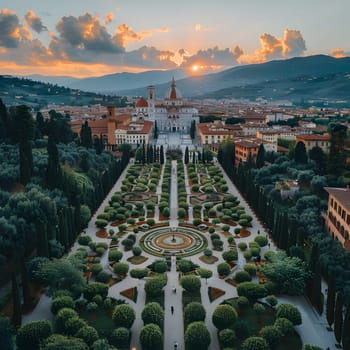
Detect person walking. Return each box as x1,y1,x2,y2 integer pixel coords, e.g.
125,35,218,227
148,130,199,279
171,306,174,315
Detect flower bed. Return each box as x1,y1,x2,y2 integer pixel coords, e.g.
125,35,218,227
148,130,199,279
199,255,218,264
127,255,148,264
208,286,225,302
96,229,109,238
120,287,138,302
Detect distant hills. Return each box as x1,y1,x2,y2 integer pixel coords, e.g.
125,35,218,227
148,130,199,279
4,55,350,107
116,55,350,104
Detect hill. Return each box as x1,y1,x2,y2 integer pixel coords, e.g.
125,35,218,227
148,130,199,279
117,55,350,105
0,76,126,109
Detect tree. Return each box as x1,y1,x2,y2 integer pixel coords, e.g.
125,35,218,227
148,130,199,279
327,123,348,176
261,252,311,295
237,282,268,301
160,145,164,164
113,262,129,277
0,317,14,350
197,268,213,283
342,302,350,350
222,250,238,263
309,146,326,174
41,334,88,350
46,136,62,189
130,268,148,280
274,317,294,336
84,282,109,300
140,323,163,350
110,327,129,348
16,320,52,350
51,295,74,314
212,304,238,330
217,262,231,276
241,336,269,350
141,302,164,327
302,345,323,350
80,121,93,148
180,275,201,293
144,277,166,297
190,120,196,139
184,302,206,326
75,325,99,346
112,304,136,329
259,325,282,349
276,303,302,325
154,121,159,139
184,146,189,164
256,144,265,168
219,328,236,348
334,291,344,347
294,141,307,163
326,277,336,330
184,322,211,350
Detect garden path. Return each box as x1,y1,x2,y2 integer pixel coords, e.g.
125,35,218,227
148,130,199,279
169,160,179,227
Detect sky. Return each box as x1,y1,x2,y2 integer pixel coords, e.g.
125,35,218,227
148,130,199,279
0,0,349,77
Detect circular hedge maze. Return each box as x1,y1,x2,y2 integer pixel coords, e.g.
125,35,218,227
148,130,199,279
140,227,208,257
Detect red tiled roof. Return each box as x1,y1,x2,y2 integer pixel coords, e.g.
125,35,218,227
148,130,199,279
136,97,148,108
296,133,330,141
325,187,350,212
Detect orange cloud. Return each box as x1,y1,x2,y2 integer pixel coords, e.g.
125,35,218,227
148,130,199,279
104,12,114,25
25,10,47,33
330,48,346,58
239,29,306,64
115,24,151,46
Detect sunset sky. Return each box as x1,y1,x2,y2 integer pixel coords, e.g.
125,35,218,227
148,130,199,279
0,0,349,77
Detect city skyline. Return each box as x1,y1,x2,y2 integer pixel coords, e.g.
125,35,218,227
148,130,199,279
0,0,349,77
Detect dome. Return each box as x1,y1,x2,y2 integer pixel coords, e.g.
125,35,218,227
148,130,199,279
136,97,148,108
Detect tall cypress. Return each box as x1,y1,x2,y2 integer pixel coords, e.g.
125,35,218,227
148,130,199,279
11,271,21,327
80,121,92,148
326,277,336,330
342,302,350,350
46,136,61,189
160,145,164,164
184,146,189,164
334,291,344,346
256,143,265,168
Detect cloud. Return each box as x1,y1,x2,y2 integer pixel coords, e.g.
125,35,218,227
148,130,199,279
330,48,347,58
155,27,169,33
104,12,114,25
239,29,306,64
195,24,201,32
0,9,26,48
115,24,151,46
181,45,243,69
25,10,47,33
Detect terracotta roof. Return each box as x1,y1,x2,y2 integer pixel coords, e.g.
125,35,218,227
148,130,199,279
325,187,350,212
136,97,148,108
126,120,153,134
235,140,260,148
296,133,330,141
197,122,242,136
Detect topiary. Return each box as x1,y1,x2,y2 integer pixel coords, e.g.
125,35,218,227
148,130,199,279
212,304,238,330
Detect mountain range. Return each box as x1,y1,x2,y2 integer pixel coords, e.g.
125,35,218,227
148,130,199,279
15,55,350,106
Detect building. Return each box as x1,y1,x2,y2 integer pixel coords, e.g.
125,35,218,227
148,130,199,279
135,78,199,133
107,105,153,146
234,139,260,166
295,133,330,153
324,187,350,249
196,121,242,151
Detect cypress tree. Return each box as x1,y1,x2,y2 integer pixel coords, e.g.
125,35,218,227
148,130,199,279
46,136,61,189
192,151,196,164
0,98,8,141
334,291,344,347
160,145,164,164
326,277,336,330
11,271,21,327
294,141,308,163
309,243,320,273
310,263,323,315
342,302,350,350
202,148,205,163
184,147,189,164
256,143,265,168
80,121,93,148
36,220,49,257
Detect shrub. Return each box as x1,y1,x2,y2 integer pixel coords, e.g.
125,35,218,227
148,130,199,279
180,275,201,293
96,271,111,283
51,295,74,315
112,304,136,329
16,320,52,350
130,268,148,279
265,295,278,307
75,325,99,346
152,260,168,273
259,325,282,349
212,304,238,330
84,282,109,301
144,277,166,297
184,302,206,326
222,225,230,232
238,242,247,251
178,208,186,218
140,324,163,350
193,218,202,226
276,303,302,325
237,282,268,301
254,235,268,247
90,263,103,275
204,249,212,257
212,239,224,249
113,262,129,276
211,233,220,241
241,336,269,350
243,264,257,276
184,322,211,350
95,247,106,256
274,317,295,336
233,319,252,341
237,296,250,310
132,246,142,256
55,308,78,333
234,228,241,235
108,250,123,262
92,294,103,306
141,302,164,327
253,303,265,314
222,250,238,262
110,327,130,348
217,262,231,276
234,270,252,283
243,251,252,260
302,345,323,350
208,227,215,234
78,235,92,246
95,219,108,228
250,247,260,257
121,238,134,250
86,302,98,312
219,328,236,347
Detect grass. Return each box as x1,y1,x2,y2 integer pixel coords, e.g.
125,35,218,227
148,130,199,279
79,308,115,337
182,290,201,308
127,255,148,264
199,255,219,264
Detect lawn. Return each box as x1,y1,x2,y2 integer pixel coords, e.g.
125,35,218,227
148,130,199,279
182,290,201,308
79,309,115,337
199,255,219,264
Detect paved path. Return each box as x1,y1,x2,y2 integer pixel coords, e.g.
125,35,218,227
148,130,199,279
170,160,179,227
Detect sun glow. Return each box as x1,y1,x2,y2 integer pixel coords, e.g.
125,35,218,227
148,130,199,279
192,64,199,72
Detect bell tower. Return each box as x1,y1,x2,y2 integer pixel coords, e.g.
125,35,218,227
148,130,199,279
147,85,155,120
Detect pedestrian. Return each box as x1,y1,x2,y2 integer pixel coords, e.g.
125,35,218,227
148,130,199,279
268,243,270,248
171,306,174,314
258,230,260,235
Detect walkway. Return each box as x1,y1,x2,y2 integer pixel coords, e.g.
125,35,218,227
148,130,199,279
169,160,179,227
